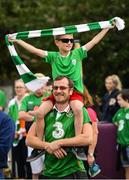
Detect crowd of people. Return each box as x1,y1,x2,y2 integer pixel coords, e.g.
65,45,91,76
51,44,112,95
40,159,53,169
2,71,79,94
0,22,129,179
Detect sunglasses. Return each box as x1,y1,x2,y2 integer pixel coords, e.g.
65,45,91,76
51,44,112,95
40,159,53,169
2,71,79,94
53,86,69,90
59,38,74,43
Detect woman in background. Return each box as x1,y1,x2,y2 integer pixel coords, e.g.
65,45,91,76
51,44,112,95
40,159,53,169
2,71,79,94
100,74,122,123
83,86,101,177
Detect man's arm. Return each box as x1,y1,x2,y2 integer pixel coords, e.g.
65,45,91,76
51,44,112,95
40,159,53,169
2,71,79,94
26,122,92,151
8,38,47,58
87,122,99,165
55,123,92,147
84,28,110,51
19,111,34,122
26,122,48,149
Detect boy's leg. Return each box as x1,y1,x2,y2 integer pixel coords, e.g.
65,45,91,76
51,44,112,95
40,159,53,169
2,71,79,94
70,97,87,161
70,100,83,135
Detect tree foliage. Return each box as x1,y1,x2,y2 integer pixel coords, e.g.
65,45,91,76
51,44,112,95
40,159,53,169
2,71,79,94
0,0,129,95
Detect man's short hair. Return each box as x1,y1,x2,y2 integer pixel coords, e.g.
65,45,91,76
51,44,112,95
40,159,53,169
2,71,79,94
54,76,74,89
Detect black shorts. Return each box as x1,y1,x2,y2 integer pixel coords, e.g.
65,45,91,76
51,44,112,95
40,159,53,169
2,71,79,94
120,145,129,167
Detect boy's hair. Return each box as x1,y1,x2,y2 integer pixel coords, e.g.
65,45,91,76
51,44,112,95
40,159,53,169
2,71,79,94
119,89,129,101
54,35,62,40
54,75,74,89
54,34,74,40
34,73,45,78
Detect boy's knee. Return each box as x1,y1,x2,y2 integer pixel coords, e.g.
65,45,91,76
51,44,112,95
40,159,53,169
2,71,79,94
73,108,82,115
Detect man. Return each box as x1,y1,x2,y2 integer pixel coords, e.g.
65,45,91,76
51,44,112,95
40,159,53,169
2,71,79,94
26,76,92,179
0,111,15,179
19,73,50,179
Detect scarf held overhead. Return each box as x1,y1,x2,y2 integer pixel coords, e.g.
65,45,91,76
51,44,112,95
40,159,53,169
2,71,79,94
5,17,125,92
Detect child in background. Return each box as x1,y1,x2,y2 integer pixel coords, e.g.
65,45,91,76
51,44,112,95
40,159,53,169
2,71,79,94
113,89,129,180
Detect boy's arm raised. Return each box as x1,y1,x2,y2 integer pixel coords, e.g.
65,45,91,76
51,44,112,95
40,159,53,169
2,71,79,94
84,28,110,52
8,38,47,58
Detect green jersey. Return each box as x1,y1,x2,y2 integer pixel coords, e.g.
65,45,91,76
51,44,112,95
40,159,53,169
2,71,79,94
43,107,90,177
8,97,19,124
43,47,87,93
113,108,129,145
0,90,6,109
19,93,45,112
19,93,46,132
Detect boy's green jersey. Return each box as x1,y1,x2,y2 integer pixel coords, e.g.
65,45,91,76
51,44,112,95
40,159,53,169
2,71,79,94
43,107,90,177
43,47,87,93
113,108,129,145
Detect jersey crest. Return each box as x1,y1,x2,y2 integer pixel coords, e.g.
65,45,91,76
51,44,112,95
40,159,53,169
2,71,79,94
52,122,64,139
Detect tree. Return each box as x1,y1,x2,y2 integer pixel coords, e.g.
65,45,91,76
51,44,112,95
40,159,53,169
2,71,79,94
0,0,129,96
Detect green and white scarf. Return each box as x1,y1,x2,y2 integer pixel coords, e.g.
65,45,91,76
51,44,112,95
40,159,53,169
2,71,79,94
5,17,125,92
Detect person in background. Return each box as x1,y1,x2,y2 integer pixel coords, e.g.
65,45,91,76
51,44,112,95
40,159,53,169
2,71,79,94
8,79,28,179
0,89,6,111
19,73,50,179
83,86,101,177
100,74,122,123
26,76,92,179
113,89,129,180
0,111,15,179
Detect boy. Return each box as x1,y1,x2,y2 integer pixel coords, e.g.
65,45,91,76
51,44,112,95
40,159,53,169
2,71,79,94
113,89,129,180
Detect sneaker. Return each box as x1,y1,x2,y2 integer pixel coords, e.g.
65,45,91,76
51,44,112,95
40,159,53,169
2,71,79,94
26,149,45,162
72,147,87,161
88,162,101,177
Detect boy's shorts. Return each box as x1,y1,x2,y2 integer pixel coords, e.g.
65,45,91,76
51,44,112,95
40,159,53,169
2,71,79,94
43,91,83,104
120,146,129,167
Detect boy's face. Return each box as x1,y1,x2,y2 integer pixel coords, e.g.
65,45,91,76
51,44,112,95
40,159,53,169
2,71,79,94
117,94,128,108
55,34,74,53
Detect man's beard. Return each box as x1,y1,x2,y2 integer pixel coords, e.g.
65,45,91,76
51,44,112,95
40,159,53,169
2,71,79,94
54,93,68,104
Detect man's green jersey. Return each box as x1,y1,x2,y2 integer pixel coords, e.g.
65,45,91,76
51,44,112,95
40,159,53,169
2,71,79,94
113,108,129,145
43,107,90,177
43,47,87,93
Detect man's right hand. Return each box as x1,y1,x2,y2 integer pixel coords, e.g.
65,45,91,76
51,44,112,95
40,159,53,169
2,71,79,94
54,148,67,159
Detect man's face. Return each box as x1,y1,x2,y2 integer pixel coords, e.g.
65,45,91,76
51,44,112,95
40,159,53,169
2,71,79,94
53,78,73,104
55,34,74,52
